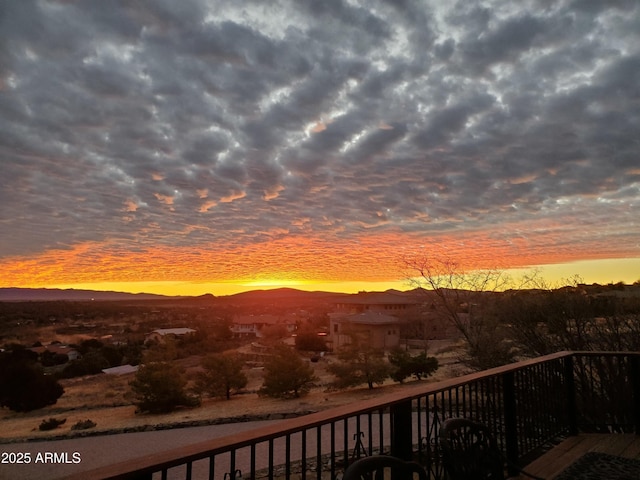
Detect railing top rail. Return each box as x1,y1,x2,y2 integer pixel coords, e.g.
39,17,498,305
64,351,638,479
569,350,640,357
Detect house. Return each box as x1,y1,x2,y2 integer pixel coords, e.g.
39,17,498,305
332,291,423,315
145,328,196,344
29,343,81,362
334,291,463,341
328,311,401,351
230,314,297,338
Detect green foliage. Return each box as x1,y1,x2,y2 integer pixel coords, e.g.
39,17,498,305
2,345,38,362
328,344,391,390
388,348,438,383
76,338,104,354
130,361,199,413
211,318,233,341
295,332,327,352
119,341,144,366
195,353,247,400
258,345,316,399
59,339,144,378
0,353,64,412
143,336,179,363
260,324,289,343
60,350,110,378
39,417,66,431
40,350,69,367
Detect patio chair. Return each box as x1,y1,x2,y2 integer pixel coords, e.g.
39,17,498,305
342,455,429,480
439,418,544,480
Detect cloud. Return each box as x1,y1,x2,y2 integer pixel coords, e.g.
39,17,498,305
1,0,639,284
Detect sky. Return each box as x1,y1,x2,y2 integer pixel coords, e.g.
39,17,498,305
1,0,639,296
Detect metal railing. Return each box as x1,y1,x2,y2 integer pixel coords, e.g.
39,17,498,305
66,351,640,480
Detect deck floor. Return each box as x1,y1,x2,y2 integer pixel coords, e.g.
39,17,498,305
519,433,640,479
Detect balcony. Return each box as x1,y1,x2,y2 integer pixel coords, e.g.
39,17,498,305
66,351,640,480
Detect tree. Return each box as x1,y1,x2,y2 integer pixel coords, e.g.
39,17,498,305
130,362,199,413
129,341,199,413
260,324,289,343
493,282,640,356
60,350,110,378
258,345,316,399
403,253,516,370
195,353,247,400
328,340,391,390
211,317,233,341
144,335,179,363
40,350,69,367
388,348,439,383
0,353,64,412
294,328,327,352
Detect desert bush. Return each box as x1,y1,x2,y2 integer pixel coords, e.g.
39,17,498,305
39,417,66,431
388,348,439,383
71,419,97,430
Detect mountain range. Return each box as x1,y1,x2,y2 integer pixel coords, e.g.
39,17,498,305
0,288,174,302
0,286,424,303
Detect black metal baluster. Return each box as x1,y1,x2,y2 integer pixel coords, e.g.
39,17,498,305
301,430,307,480
330,422,336,480
208,454,215,480
367,412,373,456
268,439,274,480
343,418,349,468
250,444,256,480
230,450,236,480
316,426,322,480
285,434,291,480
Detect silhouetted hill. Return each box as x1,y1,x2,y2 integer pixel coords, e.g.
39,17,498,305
220,287,349,305
0,288,173,302
7,283,634,304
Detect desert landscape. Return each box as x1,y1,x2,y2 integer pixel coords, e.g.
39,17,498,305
0,338,463,444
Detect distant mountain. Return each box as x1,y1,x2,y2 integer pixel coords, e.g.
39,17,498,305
0,286,345,303
221,287,349,304
0,286,440,303
0,288,173,302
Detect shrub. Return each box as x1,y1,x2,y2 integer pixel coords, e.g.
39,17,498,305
39,418,66,431
71,419,97,430
388,348,439,383
328,343,391,390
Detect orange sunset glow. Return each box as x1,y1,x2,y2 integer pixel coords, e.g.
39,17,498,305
1,2,639,297
2,224,639,296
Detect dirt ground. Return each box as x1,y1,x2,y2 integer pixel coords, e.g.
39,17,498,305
0,340,466,443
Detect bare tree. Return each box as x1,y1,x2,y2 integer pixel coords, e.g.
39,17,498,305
494,276,640,355
403,253,515,370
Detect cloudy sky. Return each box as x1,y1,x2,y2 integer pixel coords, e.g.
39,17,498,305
1,0,639,295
